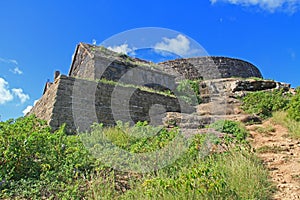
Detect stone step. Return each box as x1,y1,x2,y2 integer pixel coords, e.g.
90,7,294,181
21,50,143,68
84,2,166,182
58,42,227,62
196,101,242,116
163,112,262,130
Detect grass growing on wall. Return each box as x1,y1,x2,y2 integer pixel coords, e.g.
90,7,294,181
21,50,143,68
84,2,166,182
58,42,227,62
74,76,175,97
175,79,202,105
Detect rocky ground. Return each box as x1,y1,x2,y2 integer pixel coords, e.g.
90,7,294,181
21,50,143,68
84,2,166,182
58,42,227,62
247,120,300,200
162,78,298,199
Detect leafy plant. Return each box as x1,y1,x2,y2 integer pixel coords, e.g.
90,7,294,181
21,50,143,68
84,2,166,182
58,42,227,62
242,90,290,118
209,120,248,141
176,79,202,105
287,87,300,121
0,116,272,199
0,115,96,199
272,111,300,139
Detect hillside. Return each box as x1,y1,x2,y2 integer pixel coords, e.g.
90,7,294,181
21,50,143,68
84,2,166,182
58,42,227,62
1,84,300,199
2,44,300,199
248,118,300,199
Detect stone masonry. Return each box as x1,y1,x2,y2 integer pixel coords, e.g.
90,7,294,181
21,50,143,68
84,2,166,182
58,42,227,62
28,43,269,133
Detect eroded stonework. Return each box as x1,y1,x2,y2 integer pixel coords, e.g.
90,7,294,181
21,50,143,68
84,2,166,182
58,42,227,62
28,43,274,133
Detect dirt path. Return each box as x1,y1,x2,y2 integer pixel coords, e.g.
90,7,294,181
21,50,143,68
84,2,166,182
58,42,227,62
247,120,300,200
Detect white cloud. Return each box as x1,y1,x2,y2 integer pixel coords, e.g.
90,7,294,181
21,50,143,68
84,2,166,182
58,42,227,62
0,77,30,106
210,0,300,13
92,39,97,45
0,58,18,65
9,59,18,65
0,78,13,104
0,57,24,75
22,100,38,116
22,106,33,115
154,34,197,57
10,67,23,75
12,88,29,103
107,44,133,55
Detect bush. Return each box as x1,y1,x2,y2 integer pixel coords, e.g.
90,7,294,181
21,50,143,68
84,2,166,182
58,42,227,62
287,88,300,121
176,79,202,105
0,115,95,199
272,111,300,139
0,116,272,199
242,90,290,118
121,147,272,200
209,120,248,141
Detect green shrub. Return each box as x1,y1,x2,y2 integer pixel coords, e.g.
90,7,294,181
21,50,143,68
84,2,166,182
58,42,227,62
176,79,202,105
242,90,290,118
287,88,300,121
216,148,272,199
121,147,272,200
272,111,300,139
209,120,248,141
0,115,96,199
0,116,272,199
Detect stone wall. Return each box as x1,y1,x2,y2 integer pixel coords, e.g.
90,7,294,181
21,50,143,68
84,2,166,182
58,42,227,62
29,43,267,133
159,56,262,80
69,44,96,79
69,43,177,90
28,79,59,124
29,75,193,133
69,43,262,90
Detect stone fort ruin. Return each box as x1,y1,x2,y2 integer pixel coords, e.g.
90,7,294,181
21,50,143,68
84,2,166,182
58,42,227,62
28,42,283,133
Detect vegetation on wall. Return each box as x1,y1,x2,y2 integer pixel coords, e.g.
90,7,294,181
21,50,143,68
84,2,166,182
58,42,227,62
175,79,202,105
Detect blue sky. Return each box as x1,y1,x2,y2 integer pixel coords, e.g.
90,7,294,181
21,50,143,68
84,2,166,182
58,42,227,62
0,0,299,121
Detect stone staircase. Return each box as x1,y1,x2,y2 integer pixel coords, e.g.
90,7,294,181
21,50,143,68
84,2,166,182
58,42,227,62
163,78,285,131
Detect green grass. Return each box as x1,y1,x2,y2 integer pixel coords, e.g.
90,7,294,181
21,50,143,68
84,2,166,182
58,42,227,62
74,76,175,97
118,147,272,200
241,90,290,119
251,125,276,136
216,148,273,199
272,111,300,139
82,120,271,199
257,145,287,153
0,117,273,199
287,88,300,121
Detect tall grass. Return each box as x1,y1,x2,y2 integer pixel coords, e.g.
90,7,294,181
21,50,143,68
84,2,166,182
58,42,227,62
272,111,300,139
118,147,272,200
83,121,272,200
217,148,273,199
1,117,273,199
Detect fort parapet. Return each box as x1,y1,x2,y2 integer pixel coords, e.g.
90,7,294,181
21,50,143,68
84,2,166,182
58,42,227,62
28,43,264,133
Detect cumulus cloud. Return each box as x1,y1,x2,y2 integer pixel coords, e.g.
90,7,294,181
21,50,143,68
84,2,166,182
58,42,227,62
0,77,30,106
107,44,134,55
210,0,300,13
0,78,13,104
10,67,23,75
154,34,200,57
12,88,29,103
22,100,38,115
